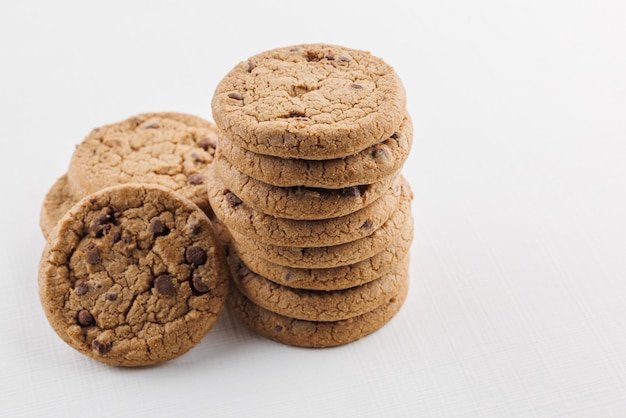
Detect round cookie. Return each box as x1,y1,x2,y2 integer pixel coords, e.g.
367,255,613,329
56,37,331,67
229,250,409,321
38,184,230,367
212,43,406,160
207,170,400,247
230,176,413,268
233,219,412,291
215,157,395,220
67,112,218,215
227,272,409,348
218,114,412,188
40,174,80,239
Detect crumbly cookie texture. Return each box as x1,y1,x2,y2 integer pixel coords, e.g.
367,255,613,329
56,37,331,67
230,177,413,268
40,174,80,239
218,114,412,188
214,159,395,220
38,184,229,367
230,250,409,321
208,172,400,247
67,112,218,215
212,43,406,160
233,218,412,291
228,272,409,348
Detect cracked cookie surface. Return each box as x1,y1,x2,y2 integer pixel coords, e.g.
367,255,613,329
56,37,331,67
208,171,400,247
214,159,395,220
67,112,218,215
212,43,406,160
218,114,412,188
38,184,229,367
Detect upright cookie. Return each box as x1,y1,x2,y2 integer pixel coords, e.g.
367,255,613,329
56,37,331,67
228,272,409,348
230,176,413,268
212,44,406,160
40,174,80,239
230,250,409,321
218,114,412,188
67,112,218,215
207,172,400,247
214,159,395,220
38,184,229,367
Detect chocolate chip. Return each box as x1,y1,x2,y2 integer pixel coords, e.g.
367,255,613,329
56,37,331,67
89,212,111,237
185,246,207,266
372,147,390,161
154,274,174,296
86,245,102,265
351,83,363,89
75,279,89,296
361,219,374,230
284,272,293,281
191,272,210,293
341,186,362,198
338,52,352,62
110,226,122,243
77,309,94,327
227,92,243,100
105,292,118,301
149,218,169,237
390,132,400,139
325,53,335,60
305,49,324,62
141,121,160,129
188,173,204,185
198,136,216,151
247,61,256,72
274,325,283,332
91,339,111,355
225,191,242,207
289,110,306,118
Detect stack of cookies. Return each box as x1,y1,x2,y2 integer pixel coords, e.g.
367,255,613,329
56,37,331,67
208,44,414,348
38,113,231,366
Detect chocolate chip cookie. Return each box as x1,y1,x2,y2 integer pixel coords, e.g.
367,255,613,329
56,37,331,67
217,114,412,188
67,112,218,215
214,158,395,220
207,171,401,247
230,176,413,268
40,174,80,239
229,250,409,321
212,44,406,160
38,184,229,367
228,271,409,348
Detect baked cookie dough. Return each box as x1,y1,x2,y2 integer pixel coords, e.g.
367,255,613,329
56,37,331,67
212,43,406,160
230,250,409,321
38,184,229,367
217,114,412,188
214,158,395,220
207,171,400,247
67,112,218,215
40,174,80,239
228,271,409,348
230,176,413,268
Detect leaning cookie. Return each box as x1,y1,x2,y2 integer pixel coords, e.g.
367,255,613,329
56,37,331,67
40,174,80,239
212,43,406,160
214,159,395,220
228,273,409,348
218,114,412,188
67,112,218,215
38,184,229,367
207,171,400,247
229,250,409,321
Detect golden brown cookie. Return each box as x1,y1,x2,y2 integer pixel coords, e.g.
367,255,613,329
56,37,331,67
207,171,400,247
212,43,406,160
214,158,395,220
229,250,409,321
67,112,218,215
38,184,229,367
217,114,412,188
40,174,80,239
230,176,413,268
228,271,409,348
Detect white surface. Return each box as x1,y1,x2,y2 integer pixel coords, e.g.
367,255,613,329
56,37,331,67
2,1,626,417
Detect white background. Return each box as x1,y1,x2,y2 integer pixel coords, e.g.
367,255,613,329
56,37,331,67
2,1,626,417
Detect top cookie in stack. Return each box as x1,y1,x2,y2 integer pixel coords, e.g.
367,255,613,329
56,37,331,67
209,44,414,348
